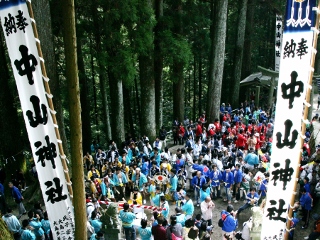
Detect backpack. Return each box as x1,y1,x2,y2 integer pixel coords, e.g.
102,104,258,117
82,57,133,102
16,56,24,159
188,227,199,239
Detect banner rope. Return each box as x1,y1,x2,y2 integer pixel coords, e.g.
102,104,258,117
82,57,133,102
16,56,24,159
26,1,74,201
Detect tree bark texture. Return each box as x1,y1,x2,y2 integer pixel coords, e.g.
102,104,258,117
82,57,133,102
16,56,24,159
198,55,202,117
91,1,112,143
206,0,228,123
108,70,125,145
172,0,185,123
139,53,157,141
61,0,86,238
77,36,92,153
154,0,164,131
241,0,255,80
231,0,248,107
33,0,69,157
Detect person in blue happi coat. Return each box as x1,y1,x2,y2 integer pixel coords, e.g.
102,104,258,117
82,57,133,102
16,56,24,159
141,156,150,176
232,164,243,202
119,203,136,240
221,205,238,239
181,193,194,220
90,211,102,233
152,186,163,207
237,187,259,216
200,183,211,203
300,187,313,228
131,168,148,191
160,195,170,219
169,169,178,201
192,160,210,178
149,147,161,167
191,171,206,206
221,166,234,204
113,167,128,201
210,165,222,199
138,219,152,240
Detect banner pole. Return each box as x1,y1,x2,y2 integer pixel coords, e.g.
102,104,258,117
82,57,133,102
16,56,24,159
284,4,320,239
26,0,73,201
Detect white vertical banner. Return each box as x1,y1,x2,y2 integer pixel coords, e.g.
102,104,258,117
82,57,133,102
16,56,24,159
275,14,283,72
0,1,74,239
261,0,316,239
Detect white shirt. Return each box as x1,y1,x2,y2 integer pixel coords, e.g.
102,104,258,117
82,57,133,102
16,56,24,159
200,201,214,221
86,203,95,218
212,158,223,171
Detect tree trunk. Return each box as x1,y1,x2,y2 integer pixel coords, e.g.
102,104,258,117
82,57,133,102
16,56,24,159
139,53,156,140
61,0,86,238
154,0,164,131
91,1,112,143
231,0,248,107
241,0,255,80
98,67,112,142
33,0,69,157
206,0,228,123
134,76,141,125
77,35,92,153
123,85,135,137
193,56,197,121
198,55,202,117
172,0,185,123
90,38,100,143
108,70,125,145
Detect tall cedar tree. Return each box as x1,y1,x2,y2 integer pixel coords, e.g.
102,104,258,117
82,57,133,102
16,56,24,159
206,0,228,123
172,0,185,123
154,0,164,131
138,0,156,141
231,0,248,107
91,0,112,142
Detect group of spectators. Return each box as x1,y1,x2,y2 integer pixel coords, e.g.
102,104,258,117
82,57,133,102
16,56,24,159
82,101,280,240
3,99,320,240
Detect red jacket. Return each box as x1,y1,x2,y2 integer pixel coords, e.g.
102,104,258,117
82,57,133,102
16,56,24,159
214,122,221,132
196,124,202,136
179,126,185,137
236,134,246,147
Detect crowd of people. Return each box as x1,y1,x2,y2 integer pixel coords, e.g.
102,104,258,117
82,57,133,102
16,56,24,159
2,100,320,240
83,101,280,240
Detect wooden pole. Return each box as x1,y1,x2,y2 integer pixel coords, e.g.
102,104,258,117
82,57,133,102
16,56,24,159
61,0,87,238
284,4,320,239
26,0,73,200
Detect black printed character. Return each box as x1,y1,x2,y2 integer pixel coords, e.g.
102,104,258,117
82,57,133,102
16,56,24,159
15,10,28,33
296,38,308,59
271,159,294,190
4,13,16,36
266,199,287,222
283,39,296,59
26,95,48,128
14,45,38,85
276,119,298,149
45,177,67,204
34,135,57,169
281,71,304,109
